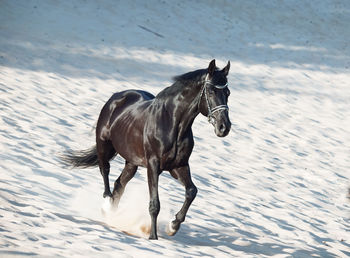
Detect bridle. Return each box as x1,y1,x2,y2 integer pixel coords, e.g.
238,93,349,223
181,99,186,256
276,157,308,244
198,74,229,125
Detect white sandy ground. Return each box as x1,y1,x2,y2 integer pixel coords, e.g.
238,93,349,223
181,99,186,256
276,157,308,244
0,0,349,257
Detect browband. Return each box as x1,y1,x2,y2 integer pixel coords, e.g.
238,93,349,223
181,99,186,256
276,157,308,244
204,81,228,89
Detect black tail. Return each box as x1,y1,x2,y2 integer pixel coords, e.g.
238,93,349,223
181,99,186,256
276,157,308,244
60,146,99,168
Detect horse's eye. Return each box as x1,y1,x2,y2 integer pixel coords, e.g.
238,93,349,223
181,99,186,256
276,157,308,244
208,87,215,94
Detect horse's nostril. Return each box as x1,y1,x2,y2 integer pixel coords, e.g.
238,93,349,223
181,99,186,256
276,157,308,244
219,124,226,133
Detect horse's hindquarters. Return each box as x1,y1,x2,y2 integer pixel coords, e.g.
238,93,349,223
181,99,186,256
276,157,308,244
97,90,155,167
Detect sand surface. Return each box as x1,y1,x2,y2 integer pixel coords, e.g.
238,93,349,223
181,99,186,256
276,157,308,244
1,0,349,257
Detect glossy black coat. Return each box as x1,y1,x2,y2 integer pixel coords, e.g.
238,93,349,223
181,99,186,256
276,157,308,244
62,59,231,239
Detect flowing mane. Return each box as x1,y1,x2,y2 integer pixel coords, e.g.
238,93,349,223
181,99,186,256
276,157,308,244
172,68,207,83
156,69,207,99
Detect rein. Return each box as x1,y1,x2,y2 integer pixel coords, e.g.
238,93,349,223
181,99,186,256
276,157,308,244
198,74,229,125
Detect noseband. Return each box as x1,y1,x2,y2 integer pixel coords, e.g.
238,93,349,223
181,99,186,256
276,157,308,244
198,74,229,125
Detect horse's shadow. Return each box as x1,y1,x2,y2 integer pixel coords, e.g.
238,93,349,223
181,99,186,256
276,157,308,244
164,223,337,257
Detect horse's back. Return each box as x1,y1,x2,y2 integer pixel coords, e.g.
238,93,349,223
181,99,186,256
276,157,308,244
109,90,155,108
98,89,154,133
96,90,155,166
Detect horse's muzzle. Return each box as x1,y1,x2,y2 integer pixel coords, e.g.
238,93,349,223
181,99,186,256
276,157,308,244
214,113,231,137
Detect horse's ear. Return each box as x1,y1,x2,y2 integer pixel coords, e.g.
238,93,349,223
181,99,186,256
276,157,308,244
208,59,216,77
222,61,230,76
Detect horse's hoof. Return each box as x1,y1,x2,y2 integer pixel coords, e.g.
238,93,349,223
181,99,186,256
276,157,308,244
103,191,112,198
149,234,158,240
166,221,179,236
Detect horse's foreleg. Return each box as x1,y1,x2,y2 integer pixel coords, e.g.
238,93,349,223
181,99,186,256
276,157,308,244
147,159,161,240
112,161,137,208
168,165,197,236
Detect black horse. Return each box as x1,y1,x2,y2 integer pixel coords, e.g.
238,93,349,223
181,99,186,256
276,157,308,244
62,59,231,239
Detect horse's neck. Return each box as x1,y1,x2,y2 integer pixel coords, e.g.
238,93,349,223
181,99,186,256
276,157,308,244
172,84,202,137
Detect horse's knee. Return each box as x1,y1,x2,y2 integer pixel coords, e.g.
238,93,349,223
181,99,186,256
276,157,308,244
186,185,197,200
149,198,160,217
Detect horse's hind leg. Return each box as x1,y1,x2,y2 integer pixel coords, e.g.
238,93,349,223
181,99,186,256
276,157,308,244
111,161,137,207
97,140,116,198
167,165,197,236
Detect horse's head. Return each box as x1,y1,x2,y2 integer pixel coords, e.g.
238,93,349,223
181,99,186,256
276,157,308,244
199,59,231,137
